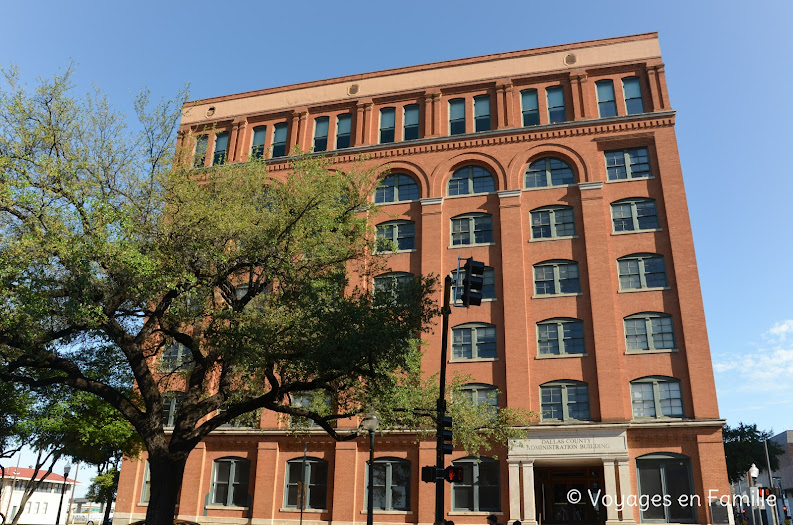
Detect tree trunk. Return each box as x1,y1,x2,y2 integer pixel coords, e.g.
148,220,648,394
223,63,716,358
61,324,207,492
144,455,188,525
103,491,113,525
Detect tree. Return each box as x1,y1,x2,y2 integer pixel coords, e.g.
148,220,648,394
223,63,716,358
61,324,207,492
0,69,532,525
723,423,784,484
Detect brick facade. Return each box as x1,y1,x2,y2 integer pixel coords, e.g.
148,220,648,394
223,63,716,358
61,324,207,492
116,33,730,525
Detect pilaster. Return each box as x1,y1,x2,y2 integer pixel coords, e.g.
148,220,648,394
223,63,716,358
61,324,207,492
521,461,537,525
603,459,620,525
617,459,636,524
252,442,279,521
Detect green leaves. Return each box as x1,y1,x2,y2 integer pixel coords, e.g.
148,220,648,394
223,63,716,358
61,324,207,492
723,423,784,483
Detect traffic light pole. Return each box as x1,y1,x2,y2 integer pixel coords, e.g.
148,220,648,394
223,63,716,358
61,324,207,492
435,275,452,525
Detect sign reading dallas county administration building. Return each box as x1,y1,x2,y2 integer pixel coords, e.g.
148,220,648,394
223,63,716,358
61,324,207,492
511,430,628,457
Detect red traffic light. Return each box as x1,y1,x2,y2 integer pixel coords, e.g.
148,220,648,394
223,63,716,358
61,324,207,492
444,466,464,483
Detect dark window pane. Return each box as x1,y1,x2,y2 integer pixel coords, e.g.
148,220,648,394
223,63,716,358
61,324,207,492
638,463,665,520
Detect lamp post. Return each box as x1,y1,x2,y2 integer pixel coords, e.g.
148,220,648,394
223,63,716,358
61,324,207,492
55,464,71,525
750,463,761,525
360,411,379,525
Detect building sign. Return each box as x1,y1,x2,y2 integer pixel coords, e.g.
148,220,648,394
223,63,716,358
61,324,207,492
511,431,628,458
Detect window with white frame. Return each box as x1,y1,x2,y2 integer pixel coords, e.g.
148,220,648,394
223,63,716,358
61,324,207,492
534,260,580,295
211,457,251,507
605,147,651,180
451,457,500,512
630,377,684,419
314,116,329,152
623,77,645,115
365,458,410,511
375,174,419,203
596,80,617,118
521,89,540,126
537,318,585,356
451,266,496,303
611,198,659,232
447,165,495,195
624,312,676,351
450,213,493,246
380,107,396,143
618,254,667,290
531,205,576,239
452,323,497,360
285,457,328,510
540,381,590,422
525,157,575,188
474,95,491,132
375,220,416,252
449,98,465,135
403,104,420,140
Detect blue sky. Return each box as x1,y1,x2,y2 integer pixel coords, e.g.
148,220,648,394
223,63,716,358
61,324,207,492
2,0,791,495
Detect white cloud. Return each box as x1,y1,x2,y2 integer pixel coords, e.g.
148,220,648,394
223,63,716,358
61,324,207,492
713,320,793,392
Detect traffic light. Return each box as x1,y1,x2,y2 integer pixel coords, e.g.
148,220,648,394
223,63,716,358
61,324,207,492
461,258,485,306
421,466,437,483
443,466,464,483
758,487,771,498
438,415,453,455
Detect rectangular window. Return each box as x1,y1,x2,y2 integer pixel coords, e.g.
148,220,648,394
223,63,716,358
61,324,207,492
623,77,645,114
474,95,490,132
541,384,591,421
546,86,566,123
141,461,151,503
596,80,618,118
212,132,229,165
272,123,288,158
403,104,419,140
451,215,493,245
380,107,396,143
521,89,539,126
251,126,267,159
605,147,651,180
314,117,329,152
449,99,465,135
336,114,351,149
193,135,208,167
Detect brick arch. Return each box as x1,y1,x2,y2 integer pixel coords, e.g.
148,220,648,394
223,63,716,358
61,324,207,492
506,143,590,189
373,160,429,200
429,152,507,197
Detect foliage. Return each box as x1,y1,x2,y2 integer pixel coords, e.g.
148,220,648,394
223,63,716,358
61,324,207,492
723,422,784,483
0,382,32,458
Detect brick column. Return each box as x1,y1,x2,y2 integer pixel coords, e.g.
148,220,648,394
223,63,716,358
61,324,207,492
579,182,628,421
569,71,589,120
418,441,436,525
355,102,366,146
252,442,279,521
331,441,359,524
498,190,531,412
503,82,514,128
362,100,374,146
431,92,442,137
296,108,309,153
288,110,300,156
228,118,245,162
494,82,509,130
180,442,207,520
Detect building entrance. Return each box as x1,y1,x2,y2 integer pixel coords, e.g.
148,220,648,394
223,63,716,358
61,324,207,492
534,466,605,525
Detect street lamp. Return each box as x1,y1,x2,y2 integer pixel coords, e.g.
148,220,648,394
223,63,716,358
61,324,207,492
360,411,379,525
750,464,760,525
55,464,71,525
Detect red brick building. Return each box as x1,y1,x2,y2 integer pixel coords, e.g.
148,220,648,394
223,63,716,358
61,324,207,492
116,33,730,525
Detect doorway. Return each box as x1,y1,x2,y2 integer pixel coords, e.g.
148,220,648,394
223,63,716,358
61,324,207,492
534,466,605,525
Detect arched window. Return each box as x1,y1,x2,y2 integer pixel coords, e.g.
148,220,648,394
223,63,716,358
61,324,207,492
611,198,659,232
448,166,495,196
452,323,496,360
211,457,251,507
451,457,500,511
540,380,590,421
534,260,580,295
530,205,575,239
618,254,667,290
537,318,585,356
375,220,416,252
525,158,575,188
636,453,695,523
375,174,419,203
285,457,328,510
459,383,498,412
365,457,411,511
624,312,676,351
630,376,683,419
451,265,495,303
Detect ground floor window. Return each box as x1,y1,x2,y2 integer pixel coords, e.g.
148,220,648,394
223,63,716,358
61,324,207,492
212,457,251,507
636,453,696,523
367,457,411,511
452,457,500,512
285,457,328,510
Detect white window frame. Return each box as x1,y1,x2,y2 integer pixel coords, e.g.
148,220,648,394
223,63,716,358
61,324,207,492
630,377,684,419
624,312,676,352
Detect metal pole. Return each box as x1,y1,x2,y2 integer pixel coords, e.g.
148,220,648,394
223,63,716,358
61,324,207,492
435,275,452,525
55,475,69,525
65,463,80,525
764,439,780,525
367,429,375,525
299,443,307,525
750,472,761,525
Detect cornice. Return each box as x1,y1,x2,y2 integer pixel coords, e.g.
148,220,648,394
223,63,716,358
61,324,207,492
263,112,676,172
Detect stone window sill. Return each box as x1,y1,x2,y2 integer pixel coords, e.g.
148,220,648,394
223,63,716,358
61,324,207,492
625,348,678,355
448,242,496,249
618,287,670,293
535,353,587,359
612,228,663,236
280,508,327,513
532,292,583,299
